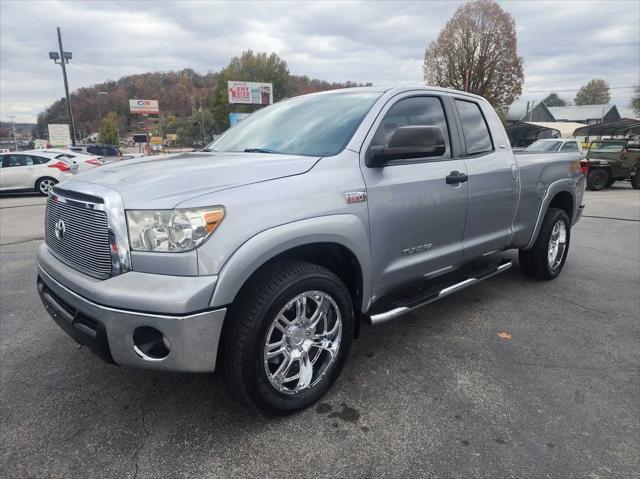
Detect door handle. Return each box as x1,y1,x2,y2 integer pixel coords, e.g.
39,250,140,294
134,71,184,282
446,171,468,185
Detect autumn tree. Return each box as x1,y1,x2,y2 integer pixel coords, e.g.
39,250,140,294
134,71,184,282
542,93,566,107
99,112,119,145
574,79,611,105
423,0,524,116
210,50,291,132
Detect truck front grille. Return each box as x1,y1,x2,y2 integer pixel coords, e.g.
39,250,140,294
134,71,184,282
45,197,112,279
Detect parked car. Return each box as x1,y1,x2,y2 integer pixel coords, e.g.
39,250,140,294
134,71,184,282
35,149,104,172
69,144,130,163
584,139,640,190
36,87,585,415
522,138,583,154
0,151,75,195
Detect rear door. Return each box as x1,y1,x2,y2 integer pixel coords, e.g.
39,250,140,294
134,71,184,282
453,98,518,261
360,93,469,299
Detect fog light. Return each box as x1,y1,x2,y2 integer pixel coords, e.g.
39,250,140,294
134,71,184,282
133,326,170,361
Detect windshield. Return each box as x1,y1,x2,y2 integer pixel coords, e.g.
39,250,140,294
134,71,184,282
525,140,563,152
206,91,382,157
589,141,625,153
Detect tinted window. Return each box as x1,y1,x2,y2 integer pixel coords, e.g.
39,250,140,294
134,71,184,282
2,154,31,167
560,142,578,151
31,155,50,165
455,100,493,155
209,91,382,157
371,96,450,157
87,146,101,155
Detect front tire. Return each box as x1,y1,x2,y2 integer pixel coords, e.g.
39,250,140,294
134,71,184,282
519,208,571,280
36,177,57,196
223,260,354,415
587,169,609,191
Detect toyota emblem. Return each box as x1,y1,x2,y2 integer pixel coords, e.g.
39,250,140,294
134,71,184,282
55,219,66,241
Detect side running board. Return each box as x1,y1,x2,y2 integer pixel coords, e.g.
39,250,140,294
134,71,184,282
368,259,512,326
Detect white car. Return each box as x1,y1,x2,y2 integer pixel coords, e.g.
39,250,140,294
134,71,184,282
0,150,97,195
35,149,104,172
524,138,583,154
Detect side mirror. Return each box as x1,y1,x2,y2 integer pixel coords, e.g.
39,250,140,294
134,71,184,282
366,125,446,167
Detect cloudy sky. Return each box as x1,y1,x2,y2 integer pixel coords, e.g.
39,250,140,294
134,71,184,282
1,0,638,122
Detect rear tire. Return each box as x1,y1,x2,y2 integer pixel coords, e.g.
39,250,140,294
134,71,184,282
605,177,615,188
519,208,571,280
223,260,354,415
587,169,609,191
631,169,640,190
35,177,57,196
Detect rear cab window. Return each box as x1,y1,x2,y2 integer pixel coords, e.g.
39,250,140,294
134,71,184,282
455,99,493,156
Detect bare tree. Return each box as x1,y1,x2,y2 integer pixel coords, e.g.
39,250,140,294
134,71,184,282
574,79,611,105
423,0,524,116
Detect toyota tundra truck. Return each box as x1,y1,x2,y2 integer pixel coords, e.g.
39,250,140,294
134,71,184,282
37,87,585,415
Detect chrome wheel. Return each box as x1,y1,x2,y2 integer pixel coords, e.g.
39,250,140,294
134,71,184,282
547,220,567,270
38,178,56,195
263,291,342,395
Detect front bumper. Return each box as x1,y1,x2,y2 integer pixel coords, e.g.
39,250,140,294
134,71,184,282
37,264,226,373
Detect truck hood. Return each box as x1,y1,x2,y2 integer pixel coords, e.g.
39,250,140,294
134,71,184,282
71,151,320,209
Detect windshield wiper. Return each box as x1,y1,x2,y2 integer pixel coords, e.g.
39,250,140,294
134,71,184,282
243,148,279,154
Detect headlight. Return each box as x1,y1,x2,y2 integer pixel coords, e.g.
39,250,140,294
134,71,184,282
127,207,224,252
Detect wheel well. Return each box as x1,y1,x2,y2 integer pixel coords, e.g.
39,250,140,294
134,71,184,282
548,191,573,221
227,242,364,338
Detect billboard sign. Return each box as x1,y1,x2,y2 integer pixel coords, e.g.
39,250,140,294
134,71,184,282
132,133,148,144
229,112,251,126
47,124,71,147
129,99,160,115
228,81,273,105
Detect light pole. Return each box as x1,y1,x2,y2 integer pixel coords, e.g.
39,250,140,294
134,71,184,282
10,116,18,151
97,91,107,124
49,27,76,146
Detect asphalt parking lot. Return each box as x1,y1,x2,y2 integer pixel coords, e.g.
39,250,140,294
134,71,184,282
1,185,639,478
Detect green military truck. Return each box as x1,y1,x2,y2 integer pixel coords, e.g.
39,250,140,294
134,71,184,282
585,139,640,190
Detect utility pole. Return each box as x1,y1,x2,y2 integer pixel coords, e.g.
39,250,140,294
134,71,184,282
199,102,206,144
10,116,19,151
49,27,76,146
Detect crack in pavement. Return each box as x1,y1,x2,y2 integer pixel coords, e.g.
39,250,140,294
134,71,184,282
545,291,638,320
131,391,151,479
0,237,44,246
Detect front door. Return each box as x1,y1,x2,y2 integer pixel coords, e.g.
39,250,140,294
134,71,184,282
360,95,469,301
0,154,33,190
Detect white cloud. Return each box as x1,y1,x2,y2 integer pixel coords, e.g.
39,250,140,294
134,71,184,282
0,0,638,122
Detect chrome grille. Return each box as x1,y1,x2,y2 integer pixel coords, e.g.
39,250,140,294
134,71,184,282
45,197,112,278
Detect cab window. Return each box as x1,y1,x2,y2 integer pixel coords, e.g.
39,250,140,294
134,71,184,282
371,96,451,158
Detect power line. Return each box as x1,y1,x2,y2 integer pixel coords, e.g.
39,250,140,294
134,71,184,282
71,61,116,76
523,85,638,93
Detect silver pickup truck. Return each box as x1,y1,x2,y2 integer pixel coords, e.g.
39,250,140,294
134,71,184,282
37,87,585,415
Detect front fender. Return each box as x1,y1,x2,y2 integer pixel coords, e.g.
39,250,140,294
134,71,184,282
209,215,372,312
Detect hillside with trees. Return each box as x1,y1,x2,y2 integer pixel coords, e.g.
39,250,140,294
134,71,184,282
36,51,370,146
